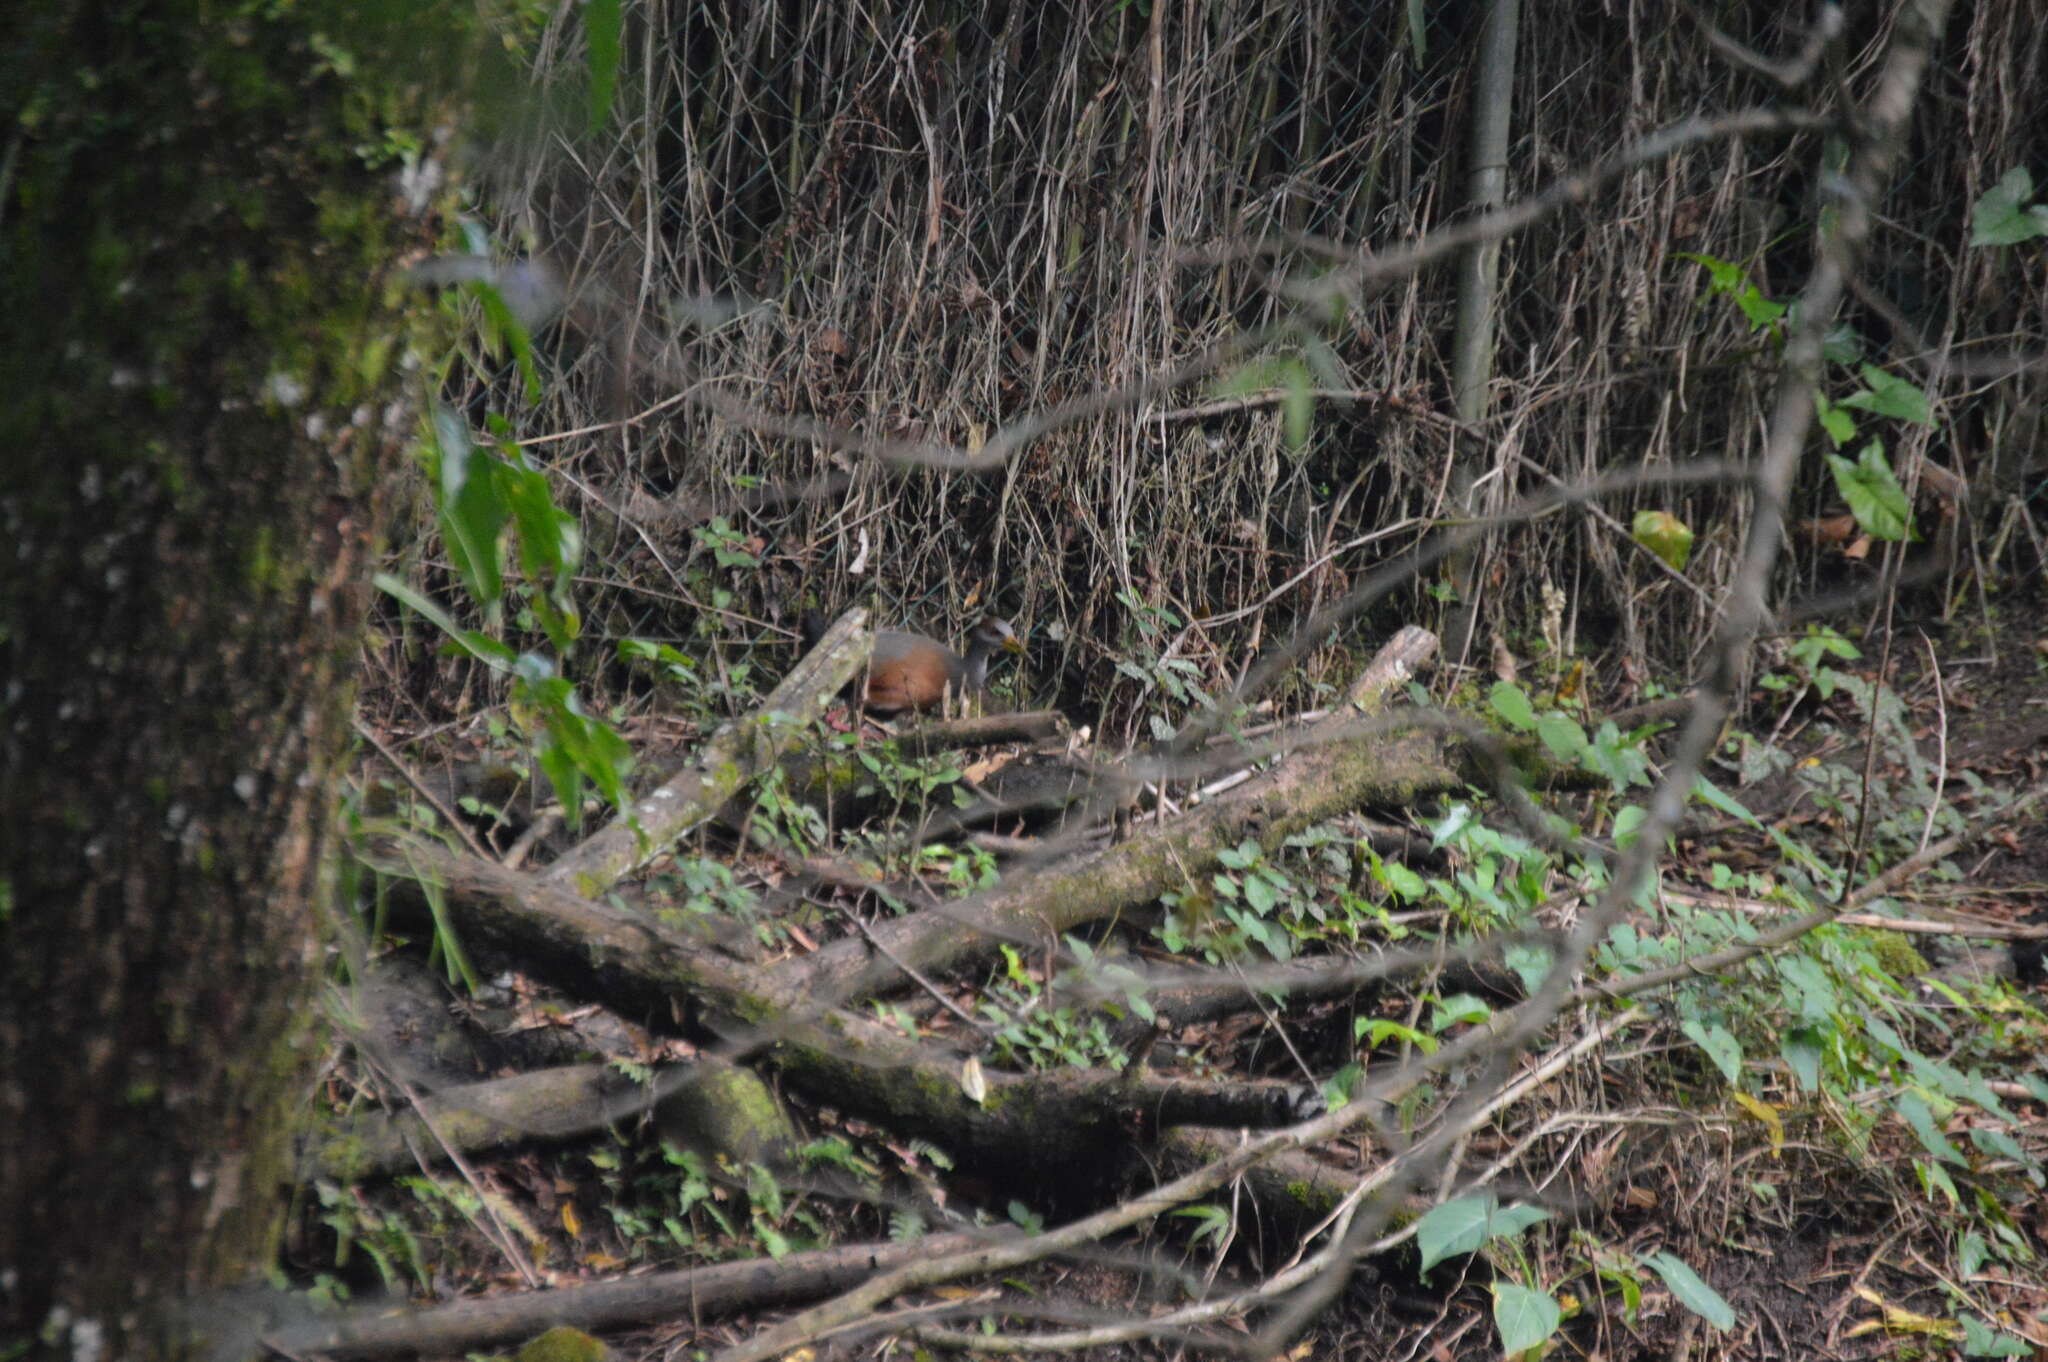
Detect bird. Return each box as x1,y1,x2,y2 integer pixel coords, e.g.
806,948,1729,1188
803,614,1026,717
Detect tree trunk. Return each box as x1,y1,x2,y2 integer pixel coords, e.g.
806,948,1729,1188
0,4,457,1355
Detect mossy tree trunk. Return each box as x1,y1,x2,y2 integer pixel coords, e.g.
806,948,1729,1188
0,4,468,1355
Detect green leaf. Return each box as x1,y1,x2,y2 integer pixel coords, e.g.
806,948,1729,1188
1358,1018,1436,1055
1582,725,1652,793
1968,1127,2034,1171
1840,365,1934,427
1919,1157,1961,1207
1676,252,1784,334
1415,1195,1491,1274
1492,1283,1563,1354
1969,166,2048,247
1429,994,1491,1032
1820,325,1863,366
430,407,508,610
1375,854,1427,901
1957,1231,1990,1279
1503,943,1552,995
1405,0,1427,62
1679,1019,1743,1085
1489,681,1537,732
1813,392,1857,448
1598,1263,1643,1321
584,0,623,133
1895,1093,1966,1166
1535,712,1588,761
1826,441,1914,541
1641,1252,1734,1331
1691,775,1761,828
1170,1203,1232,1246
1960,1314,2030,1357
375,573,518,671
1415,1194,1549,1275
1631,509,1694,571
1216,356,1315,450
1675,251,1741,292
1734,287,1787,333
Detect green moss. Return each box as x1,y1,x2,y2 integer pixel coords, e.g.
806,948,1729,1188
1858,928,1929,979
516,1326,606,1362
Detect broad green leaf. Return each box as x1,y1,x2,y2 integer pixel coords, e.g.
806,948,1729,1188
1969,166,2048,247
1735,287,1787,333
1358,1018,1436,1055
1642,1252,1734,1331
431,407,508,609
1503,943,1552,995
1492,1283,1563,1354
1416,1194,1550,1276
1781,1030,1822,1092
1415,1195,1492,1274
1679,1019,1743,1085
1535,712,1588,761
1967,1127,2032,1170
1631,509,1694,571
1813,392,1857,447
1960,1313,2030,1357
1840,365,1934,427
1828,441,1915,541
1375,854,1427,901
1676,252,1785,334
1489,681,1537,732
1429,994,1491,1031
1895,1093,1966,1166
1675,251,1741,292
1488,1203,1550,1238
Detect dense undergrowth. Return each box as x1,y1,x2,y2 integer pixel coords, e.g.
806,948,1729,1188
309,3,2048,1358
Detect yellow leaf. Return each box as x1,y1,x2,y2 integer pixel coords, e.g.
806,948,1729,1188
960,1056,987,1105
932,1286,993,1302
1730,1090,1784,1154
1850,1286,1963,1339
561,1201,582,1237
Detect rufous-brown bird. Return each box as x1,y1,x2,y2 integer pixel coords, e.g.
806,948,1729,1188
803,614,1025,717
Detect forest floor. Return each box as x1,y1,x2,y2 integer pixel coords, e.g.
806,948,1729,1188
317,580,2048,1362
